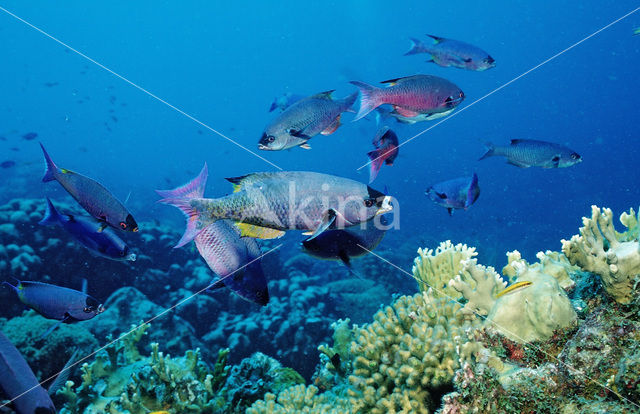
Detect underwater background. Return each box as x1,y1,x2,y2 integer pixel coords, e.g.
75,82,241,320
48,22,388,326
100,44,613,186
1,0,640,413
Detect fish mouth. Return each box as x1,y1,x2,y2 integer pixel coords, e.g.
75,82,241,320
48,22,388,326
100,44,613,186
376,195,393,215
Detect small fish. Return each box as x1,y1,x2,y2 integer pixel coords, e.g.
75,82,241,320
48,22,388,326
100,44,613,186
367,127,399,183
44,81,59,87
4,280,104,322
1,160,16,168
268,93,304,112
40,143,138,231
496,280,533,298
21,132,38,141
330,352,345,375
10,147,19,151
350,75,464,122
302,215,388,268
0,331,56,414
405,34,495,71
157,165,393,246
259,90,357,151
479,139,582,168
426,173,480,215
39,198,136,261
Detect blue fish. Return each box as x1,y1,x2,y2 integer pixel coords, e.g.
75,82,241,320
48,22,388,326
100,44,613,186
0,331,56,414
39,198,136,262
302,215,388,268
268,93,304,112
405,34,495,71
4,280,104,323
426,173,480,215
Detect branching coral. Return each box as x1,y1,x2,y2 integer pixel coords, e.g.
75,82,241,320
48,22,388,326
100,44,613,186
449,259,506,317
562,205,640,304
502,250,577,292
412,240,477,298
247,384,353,414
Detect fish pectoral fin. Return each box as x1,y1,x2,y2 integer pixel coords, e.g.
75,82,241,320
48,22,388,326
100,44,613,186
447,208,453,216
236,222,285,239
393,106,420,118
299,143,312,150
97,222,108,233
552,155,561,168
305,209,338,241
289,128,312,139
320,115,341,135
338,250,351,268
506,160,530,168
436,192,448,199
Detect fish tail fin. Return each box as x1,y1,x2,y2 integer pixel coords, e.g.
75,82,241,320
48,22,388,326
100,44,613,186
350,81,382,121
367,150,384,183
466,173,479,208
341,92,359,113
156,164,209,248
479,143,495,160
404,37,426,55
39,142,59,182
39,197,61,226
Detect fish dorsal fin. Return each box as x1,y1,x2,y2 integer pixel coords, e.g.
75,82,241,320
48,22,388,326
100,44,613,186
380,77,406,86
310,90,335,100
510,139,524,145
235,222,285,239
225,174,254,192
427,34,445,43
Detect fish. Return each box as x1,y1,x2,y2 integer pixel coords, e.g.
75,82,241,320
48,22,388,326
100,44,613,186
350,75,464,122
426,173,480,215
496,280,533,298
21,132,38,141
198,222,269,306
268,92,304,112
157,164,393,247
1,160,16,169
367,127,399,183
164,164,269,305
39,198,136,262
259,90,357,151
405,35,495,71
3,280,104,323
479,139,582,168
634,27,640,35
301,215,388,268
39,143,138,231
0,331,56,414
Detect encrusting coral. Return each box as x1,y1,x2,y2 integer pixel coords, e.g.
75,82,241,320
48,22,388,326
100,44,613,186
562,205,640,304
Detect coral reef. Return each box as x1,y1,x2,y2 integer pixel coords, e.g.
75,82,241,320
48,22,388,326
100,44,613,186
412,241,477,299
562,205,640,304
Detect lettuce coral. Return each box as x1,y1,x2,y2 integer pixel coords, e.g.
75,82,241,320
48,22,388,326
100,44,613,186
561,205,640,304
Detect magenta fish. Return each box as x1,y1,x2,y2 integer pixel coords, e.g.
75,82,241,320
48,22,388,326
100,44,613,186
350,75,464,122
367,126,399,183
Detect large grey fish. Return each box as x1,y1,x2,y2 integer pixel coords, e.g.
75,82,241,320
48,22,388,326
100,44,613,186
259,90,357,151
0,331,56,414
405,35,495,71
157,165,392,247
479,139,582,168
40,143,138,232
350,75,464,122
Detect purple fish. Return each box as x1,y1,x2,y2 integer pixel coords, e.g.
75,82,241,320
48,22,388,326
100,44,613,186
405,35,495,71
39,198,136,262
40,143,138,232
4,280,104,322
0,331,56,414
157,164,269,305
302,215,388,268
350,75,464,122
426,173,480,215
367,127,399,183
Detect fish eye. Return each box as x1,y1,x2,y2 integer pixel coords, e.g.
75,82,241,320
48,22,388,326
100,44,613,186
83,306,93,313
119,222,127,229
364,198,374,208
571,153,581,160
265,135,275,143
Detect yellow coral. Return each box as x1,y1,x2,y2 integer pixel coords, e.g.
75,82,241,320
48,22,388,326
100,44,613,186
412,240,477,298
561,205,640,304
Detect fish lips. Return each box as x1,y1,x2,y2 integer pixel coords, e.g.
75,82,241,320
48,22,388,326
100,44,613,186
376,195,393,215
